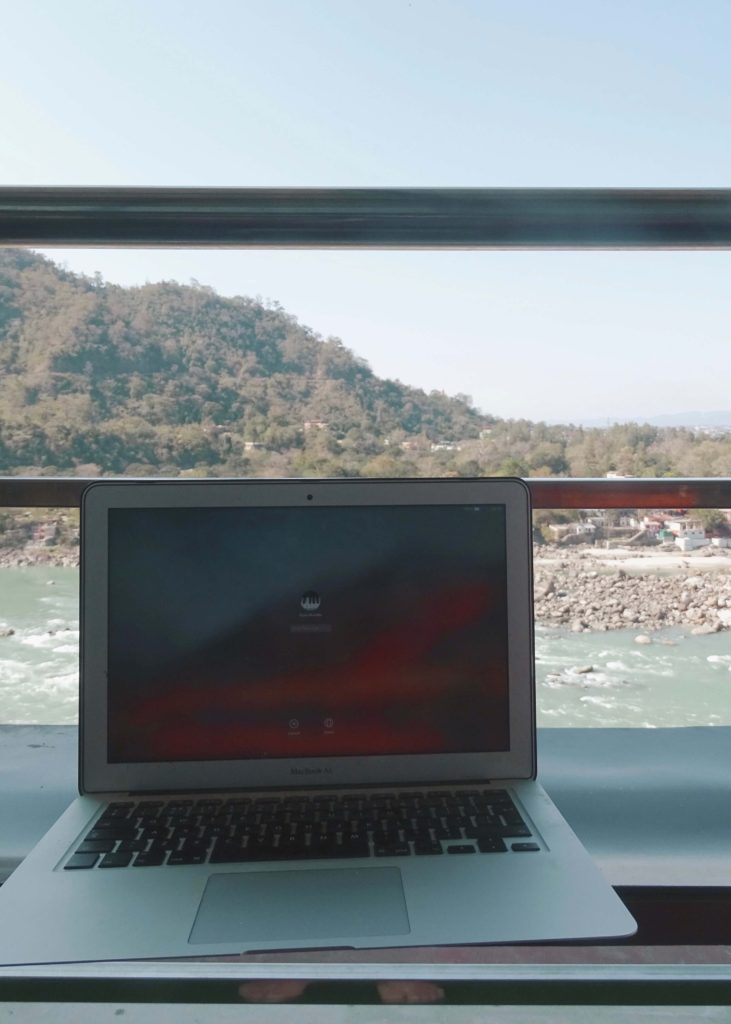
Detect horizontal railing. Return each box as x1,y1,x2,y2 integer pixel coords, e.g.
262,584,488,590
1,960,731,1006
0,476,728,510
1,188,729,509
2,187,731,248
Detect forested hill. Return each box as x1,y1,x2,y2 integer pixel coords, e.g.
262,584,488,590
1,249,730,481
0,249,489,476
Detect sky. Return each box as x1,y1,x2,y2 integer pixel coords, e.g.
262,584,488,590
1,0,730,423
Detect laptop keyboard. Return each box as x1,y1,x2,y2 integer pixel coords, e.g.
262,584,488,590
64,788,538,870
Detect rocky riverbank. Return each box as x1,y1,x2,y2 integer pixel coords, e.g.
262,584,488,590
0,547,78,568
0,511,79,568
535,544,731,634
0,535,78,568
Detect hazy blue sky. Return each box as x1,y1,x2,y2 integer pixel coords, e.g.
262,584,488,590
2,0,729,422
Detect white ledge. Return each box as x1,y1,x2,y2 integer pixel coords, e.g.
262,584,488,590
1,725,730,887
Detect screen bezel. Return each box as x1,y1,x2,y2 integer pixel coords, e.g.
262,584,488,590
80,477,535,793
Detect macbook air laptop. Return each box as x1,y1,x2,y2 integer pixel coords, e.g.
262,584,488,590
0,477,635,963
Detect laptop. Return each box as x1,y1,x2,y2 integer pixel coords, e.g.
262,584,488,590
0,477,635,963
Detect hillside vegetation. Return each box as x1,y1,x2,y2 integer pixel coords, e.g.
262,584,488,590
1,248,730,480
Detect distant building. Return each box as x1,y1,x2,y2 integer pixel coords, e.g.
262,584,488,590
618,514,640,529
640,515,665,534
548,521,596,540
665,517,709,551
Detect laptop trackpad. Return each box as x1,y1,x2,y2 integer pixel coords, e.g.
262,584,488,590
189,866,410,945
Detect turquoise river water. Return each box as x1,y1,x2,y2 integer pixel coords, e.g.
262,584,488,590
0,567,729,728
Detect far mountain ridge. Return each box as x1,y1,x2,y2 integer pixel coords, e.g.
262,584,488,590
574,411,731,429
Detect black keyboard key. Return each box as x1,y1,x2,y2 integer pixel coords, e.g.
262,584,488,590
413,840,443,855
134,850,166,866
223,799,252,812
443,815,471,829
473,814,500,827
477,836,508,853
117,839,147,853
307,838,334,857
500,824,532,838
433,826,463,840
466,821,500,835
467,823,532,839
202,824,229,839
169,830,192,848
99,851,133,868
141,825,171,839
76,839,116,854
328,842,370,859
278,844,310,860
136,803,165,818
97,808,134,823
147,838,177,853
209,843,249,864
64,853,99,870
86,825,137,841
167,848,208,865
180,839,210,854
511,842,541,852
447,844,476,854
374,843,411,857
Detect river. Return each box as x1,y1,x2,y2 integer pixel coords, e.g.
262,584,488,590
0,567,729,727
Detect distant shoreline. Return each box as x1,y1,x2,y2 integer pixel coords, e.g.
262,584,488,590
534,544,731,635
0,545,78,569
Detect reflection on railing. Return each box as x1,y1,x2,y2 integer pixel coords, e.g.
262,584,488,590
1,958,730,1005
0,476,729,509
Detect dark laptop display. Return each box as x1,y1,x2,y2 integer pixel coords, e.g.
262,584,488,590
107,504,510,763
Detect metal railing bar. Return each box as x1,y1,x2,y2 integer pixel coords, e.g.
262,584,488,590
1,960,730,1006
2,187,731,248
527,477,731,510
0,477,728,510
4,958,730,983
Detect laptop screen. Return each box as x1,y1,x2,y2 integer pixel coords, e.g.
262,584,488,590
106,503,510,764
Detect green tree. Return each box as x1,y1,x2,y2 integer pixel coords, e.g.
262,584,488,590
696,509,730,536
